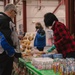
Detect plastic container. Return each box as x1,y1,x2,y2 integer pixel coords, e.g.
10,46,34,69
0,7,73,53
41,54,53,58
53,54,63,59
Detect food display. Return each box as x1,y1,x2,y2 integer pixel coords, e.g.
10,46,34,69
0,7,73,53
51,58,75,75
14,34,75,75
20,33,35,52
19,32,75,75
32,57,53,70
20,33,44,62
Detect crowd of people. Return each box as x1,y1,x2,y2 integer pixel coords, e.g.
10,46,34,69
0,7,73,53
0,3,75,75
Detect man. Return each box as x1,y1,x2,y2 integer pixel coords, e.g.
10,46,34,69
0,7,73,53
0,3,21,75
44,12,75,58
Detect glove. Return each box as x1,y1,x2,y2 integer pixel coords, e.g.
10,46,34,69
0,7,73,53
14,53,22,58
47,44,56,52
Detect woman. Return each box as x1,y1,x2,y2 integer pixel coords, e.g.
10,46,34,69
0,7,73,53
44,12,75,58
34,22,46,51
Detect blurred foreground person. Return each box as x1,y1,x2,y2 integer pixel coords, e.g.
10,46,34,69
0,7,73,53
44,12,75,58
0,3,21,75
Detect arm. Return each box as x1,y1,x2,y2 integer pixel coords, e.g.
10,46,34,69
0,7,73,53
54,23,71,47
47,44,56,52
0,32,15,57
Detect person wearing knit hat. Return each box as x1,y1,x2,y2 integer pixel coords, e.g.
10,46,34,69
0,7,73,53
44,12,75,58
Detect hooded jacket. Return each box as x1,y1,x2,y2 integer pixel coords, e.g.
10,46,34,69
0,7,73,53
0,12,20,56
34,29,46,48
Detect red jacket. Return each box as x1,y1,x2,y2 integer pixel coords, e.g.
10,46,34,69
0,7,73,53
52,21,75,57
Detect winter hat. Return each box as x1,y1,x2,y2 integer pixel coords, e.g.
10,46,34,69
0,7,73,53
44,12,58,27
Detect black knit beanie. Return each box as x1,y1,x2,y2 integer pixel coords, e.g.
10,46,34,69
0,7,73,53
44,12,58,27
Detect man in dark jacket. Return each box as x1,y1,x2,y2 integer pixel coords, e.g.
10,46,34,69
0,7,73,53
0,3,21,75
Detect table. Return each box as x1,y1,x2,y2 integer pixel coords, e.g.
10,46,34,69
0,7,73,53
19,58,59,75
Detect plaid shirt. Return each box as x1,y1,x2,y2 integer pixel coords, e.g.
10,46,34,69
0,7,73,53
52,21,75,57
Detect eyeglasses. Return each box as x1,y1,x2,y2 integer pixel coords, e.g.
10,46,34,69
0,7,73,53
13,10,17,14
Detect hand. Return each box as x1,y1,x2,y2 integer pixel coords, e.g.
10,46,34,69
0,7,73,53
18,35,23,40
38,51,46,54
47,48,52,52
44,50,48,54
14,53,22,58
47,45,56,52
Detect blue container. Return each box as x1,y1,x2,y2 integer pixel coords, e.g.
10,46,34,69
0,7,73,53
41,54,53,58
53,54,63,59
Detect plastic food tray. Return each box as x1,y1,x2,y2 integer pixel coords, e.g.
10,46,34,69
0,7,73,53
19,58,59,75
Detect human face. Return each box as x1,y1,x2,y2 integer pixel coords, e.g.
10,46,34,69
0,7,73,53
11,10,17,18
